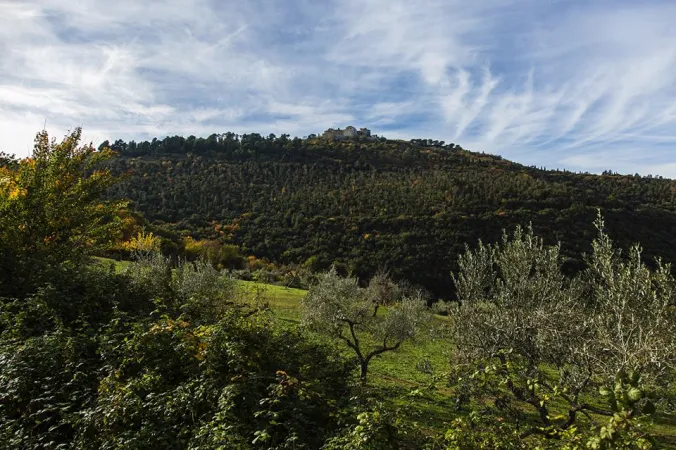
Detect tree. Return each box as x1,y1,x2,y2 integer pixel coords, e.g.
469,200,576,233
582,214,676,381
448,215,676,443
300,268,430,384
0,128,124,296
0,151,15,167
103,131,676,298
366,270,403,317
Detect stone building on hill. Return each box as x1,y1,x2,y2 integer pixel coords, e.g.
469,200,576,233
322,126,373,140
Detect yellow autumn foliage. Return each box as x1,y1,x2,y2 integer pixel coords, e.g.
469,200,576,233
0,167,21,200
123,230,161,253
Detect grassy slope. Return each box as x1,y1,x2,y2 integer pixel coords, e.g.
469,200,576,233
94,258,676,445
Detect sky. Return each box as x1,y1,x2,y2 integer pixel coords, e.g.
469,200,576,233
1,0,676,177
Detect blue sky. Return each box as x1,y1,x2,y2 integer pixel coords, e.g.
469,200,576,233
2,0,676,176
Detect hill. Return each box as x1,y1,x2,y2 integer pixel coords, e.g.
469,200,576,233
104,133,676,296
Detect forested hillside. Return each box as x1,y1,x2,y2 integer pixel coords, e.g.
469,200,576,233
105,133,676,295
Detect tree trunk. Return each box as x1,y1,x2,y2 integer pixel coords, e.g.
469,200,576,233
360,360,369,384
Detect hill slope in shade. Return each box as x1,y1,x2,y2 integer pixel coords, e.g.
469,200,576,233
104,134,676,296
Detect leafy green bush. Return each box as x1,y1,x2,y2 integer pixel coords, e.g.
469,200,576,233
0,129,123,298
76,313,352,449
0,263,155,339
0,330,100,449
322,400,428,450
1,254,353,449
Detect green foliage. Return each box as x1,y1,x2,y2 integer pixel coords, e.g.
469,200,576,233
0,264,155,338
442,356,657,449
2,129,675,449
436,411,526,449
107,208,185,260
322,401,426,450
121,252,241,324
0,128,124,297
582,214,676,381
184,237,246,270
588,370,657,449
174,258,236,324
0,130,354,449
0,330,100,449
76,313,352,449
0,258,353,449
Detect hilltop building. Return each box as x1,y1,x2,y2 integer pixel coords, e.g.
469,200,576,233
322,126,373,140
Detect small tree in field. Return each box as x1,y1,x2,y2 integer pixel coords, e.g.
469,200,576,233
301,268,430,384
366,270,413,317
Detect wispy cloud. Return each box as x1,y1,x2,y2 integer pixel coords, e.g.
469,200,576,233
1,0,676,177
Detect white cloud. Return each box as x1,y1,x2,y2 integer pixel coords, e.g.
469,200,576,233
1,0,676,177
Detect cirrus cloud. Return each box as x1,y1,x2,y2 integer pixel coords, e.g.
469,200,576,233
1,0,676,177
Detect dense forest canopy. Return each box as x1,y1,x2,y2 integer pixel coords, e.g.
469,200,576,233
104,133,676,297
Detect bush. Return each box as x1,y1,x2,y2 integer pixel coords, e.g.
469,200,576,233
0,330,100,449
0,129,123,297
77,314,353,449
323,400,429,450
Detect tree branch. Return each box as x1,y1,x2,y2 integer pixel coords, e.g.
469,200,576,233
493,352,551,426
578,403,613,417
365,338,402,364
337,324,364,362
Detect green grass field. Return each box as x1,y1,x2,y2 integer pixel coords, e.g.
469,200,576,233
94,257,676,445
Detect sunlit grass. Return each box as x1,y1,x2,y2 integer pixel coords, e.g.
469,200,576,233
234,279,305,322
92,256,132,272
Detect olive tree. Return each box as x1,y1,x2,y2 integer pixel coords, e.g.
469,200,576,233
301,268,430,384
366,270,402,317
449,215,676,442
582,215,676,382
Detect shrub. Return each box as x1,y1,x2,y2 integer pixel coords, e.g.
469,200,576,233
77,314,353,449
0,129,123,297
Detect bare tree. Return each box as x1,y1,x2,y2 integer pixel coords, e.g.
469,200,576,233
301,268,430,384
